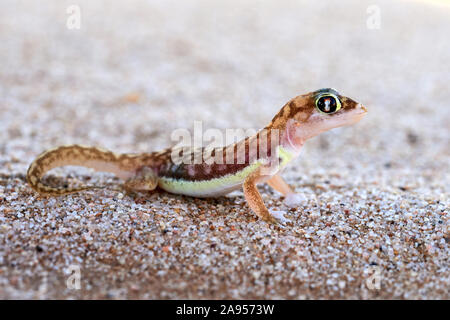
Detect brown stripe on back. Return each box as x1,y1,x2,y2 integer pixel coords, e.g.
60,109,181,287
157,127,280,182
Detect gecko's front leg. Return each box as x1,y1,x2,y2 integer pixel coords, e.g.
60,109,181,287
266,174,307,207
242,169,280,225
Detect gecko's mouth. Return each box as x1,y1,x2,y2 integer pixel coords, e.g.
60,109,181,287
327,106,367,127
340,104,368,124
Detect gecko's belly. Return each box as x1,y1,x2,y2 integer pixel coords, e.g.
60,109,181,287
158,162,261,198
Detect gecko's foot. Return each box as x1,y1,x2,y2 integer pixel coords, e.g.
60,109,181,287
121,185,138,197
283,192,308,207
269,209,290,225
261,214,279,226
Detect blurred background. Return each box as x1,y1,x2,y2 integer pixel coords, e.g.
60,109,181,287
0,0,448,191
0,0,449,299
0,0,449,185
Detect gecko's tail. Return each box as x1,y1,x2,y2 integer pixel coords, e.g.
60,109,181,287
26,144,146,195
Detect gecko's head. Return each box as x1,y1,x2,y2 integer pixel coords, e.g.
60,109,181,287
283,88,368,142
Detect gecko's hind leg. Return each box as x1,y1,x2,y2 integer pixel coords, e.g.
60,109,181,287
123,167,158,194
266,174,307,207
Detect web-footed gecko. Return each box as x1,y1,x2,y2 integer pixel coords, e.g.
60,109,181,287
27,88,367,224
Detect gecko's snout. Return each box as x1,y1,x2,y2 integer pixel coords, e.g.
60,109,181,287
355,103,368,115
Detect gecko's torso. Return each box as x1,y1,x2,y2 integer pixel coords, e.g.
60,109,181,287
154,142,298,197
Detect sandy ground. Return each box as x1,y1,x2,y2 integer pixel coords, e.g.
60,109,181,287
0,0,449,299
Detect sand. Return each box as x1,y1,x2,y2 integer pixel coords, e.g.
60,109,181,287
0,0,448,299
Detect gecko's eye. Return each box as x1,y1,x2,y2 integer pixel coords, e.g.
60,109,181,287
315,94,341,114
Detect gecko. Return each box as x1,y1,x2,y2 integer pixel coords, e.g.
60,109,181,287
27,88,367,224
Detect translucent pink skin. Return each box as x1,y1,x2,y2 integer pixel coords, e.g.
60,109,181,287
284,104,368,150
